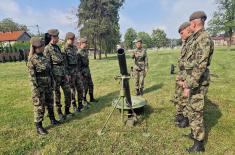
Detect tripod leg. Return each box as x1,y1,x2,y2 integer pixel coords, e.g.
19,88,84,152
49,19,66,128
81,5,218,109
98,97,122,135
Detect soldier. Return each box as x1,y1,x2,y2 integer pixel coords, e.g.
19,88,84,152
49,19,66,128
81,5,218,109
172,22,193,128
132,38,148,96
63,32,84,112
78,38,98,103
181,11,214,152
44,29,72,121
28,37,59,135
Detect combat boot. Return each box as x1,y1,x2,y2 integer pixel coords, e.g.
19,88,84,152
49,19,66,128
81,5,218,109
178,117,189,128
89,93,98,102
139,88,144,96
35,122,48,135
65,107,73,116
72,101,77,112
186,139,205,153
135,89,140,96
77,101,84,112
57,108,65,121
48,108,60,125
175,114,184,124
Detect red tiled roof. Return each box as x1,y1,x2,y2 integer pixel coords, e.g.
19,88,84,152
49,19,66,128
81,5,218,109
0,31,25,42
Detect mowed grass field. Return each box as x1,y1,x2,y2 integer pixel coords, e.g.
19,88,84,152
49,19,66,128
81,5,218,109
0,47,235,155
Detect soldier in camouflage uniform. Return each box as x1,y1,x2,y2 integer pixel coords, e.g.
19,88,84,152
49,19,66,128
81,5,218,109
132,38,148,96
172,22,194,128
63,32,84,112
78,38,98,103
44,29,72,120
28,37,59,135
180,11,214,152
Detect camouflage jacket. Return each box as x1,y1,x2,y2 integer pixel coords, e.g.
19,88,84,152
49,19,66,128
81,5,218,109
44,43,68,76
27,53,53,90
62,44,81,75
184,29,214,89
78,48,90,76
177,34,194,80
132,48,148,71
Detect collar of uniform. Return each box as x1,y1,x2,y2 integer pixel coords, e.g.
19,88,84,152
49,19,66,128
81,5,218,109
193,28,205,39
186,34,194,43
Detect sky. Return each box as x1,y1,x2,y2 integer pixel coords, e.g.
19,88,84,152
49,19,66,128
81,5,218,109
0,0,217,39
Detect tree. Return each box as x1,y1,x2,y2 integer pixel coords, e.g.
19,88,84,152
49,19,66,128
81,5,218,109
77,0,124,59
124,28,137,49
0,18,28,32
137,32,153,48
207,0,235,47
151,28,167,48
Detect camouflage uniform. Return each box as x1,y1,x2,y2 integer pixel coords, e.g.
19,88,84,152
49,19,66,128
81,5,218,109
132,47,148,95
44,43,71,115
174,34,194,118
184,29,214,141
63,43,83,110
28,53,55,123
79,48,94,100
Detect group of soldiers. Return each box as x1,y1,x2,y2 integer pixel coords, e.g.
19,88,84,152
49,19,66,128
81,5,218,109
172,11,214,152
27,29,98,136
27,9,213,153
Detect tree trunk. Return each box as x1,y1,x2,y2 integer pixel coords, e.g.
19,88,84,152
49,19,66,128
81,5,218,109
93,37,97,60
98,37,102,60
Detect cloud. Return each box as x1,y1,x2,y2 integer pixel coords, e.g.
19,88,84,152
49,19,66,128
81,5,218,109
0,0,77,38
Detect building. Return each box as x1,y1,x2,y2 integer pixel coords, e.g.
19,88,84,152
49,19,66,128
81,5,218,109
0,31,31,45
211,32,235,46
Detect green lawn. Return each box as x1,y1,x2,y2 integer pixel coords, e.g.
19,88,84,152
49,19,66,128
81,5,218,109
0,47,235,155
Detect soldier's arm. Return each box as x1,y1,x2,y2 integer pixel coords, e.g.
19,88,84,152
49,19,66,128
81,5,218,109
185,36,213,88
27,58,38,89
43,46,51,61
144,49,149,69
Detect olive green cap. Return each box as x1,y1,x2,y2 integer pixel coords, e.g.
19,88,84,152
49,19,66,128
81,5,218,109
30,37,44,47
47,29,59,36
178,22,190,33
189,11,207,21
133,38,142,43
79,37,88,43
66,32,75,40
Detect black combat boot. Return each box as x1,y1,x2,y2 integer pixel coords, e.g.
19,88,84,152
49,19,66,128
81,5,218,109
186,139,205,153
71,101,77,112
48,108,60,125
65,107,73,116
178,117,189,128
77,101,84,112
139,88,144,96
57,108,65,121
175,114,184,124
35,122,48,135
135,89,140,96
89,93,98,102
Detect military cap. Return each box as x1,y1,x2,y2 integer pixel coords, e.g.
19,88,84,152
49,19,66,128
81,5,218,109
47,29,59,36
79,37,87,43
178,22,190,33
66,32,75,40
30,37,44,47
189,11,207,21
133,38,142,43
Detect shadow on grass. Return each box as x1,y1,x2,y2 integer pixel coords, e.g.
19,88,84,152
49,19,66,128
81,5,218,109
204,98,222,144
144,83,163,94
45,90,119,130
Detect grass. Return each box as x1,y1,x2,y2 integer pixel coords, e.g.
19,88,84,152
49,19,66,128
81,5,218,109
0,47,235,155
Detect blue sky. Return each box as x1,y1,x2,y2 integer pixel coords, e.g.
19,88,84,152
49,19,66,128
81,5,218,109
0,0,217,39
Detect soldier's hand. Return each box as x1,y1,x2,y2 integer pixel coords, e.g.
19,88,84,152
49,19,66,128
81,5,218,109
183,88,190,97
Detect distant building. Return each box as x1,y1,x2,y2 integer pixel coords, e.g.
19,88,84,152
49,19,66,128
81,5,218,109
211,32,235,46
0,31,31,45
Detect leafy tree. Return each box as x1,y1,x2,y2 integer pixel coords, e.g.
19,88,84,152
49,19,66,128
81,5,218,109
124,28,137,49
0,18,28,32
207,0,235,47
151,28,167,48
137,32,153,48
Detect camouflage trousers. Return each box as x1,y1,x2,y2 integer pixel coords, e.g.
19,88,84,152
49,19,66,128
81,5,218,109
32,87,54,123
133,69,145,89
82,72,94,96
185,85,209,141
54,75,71,110
174,85,189,116
70,73,83,105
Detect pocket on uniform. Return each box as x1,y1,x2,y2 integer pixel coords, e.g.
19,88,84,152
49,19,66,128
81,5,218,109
190,94,204,111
